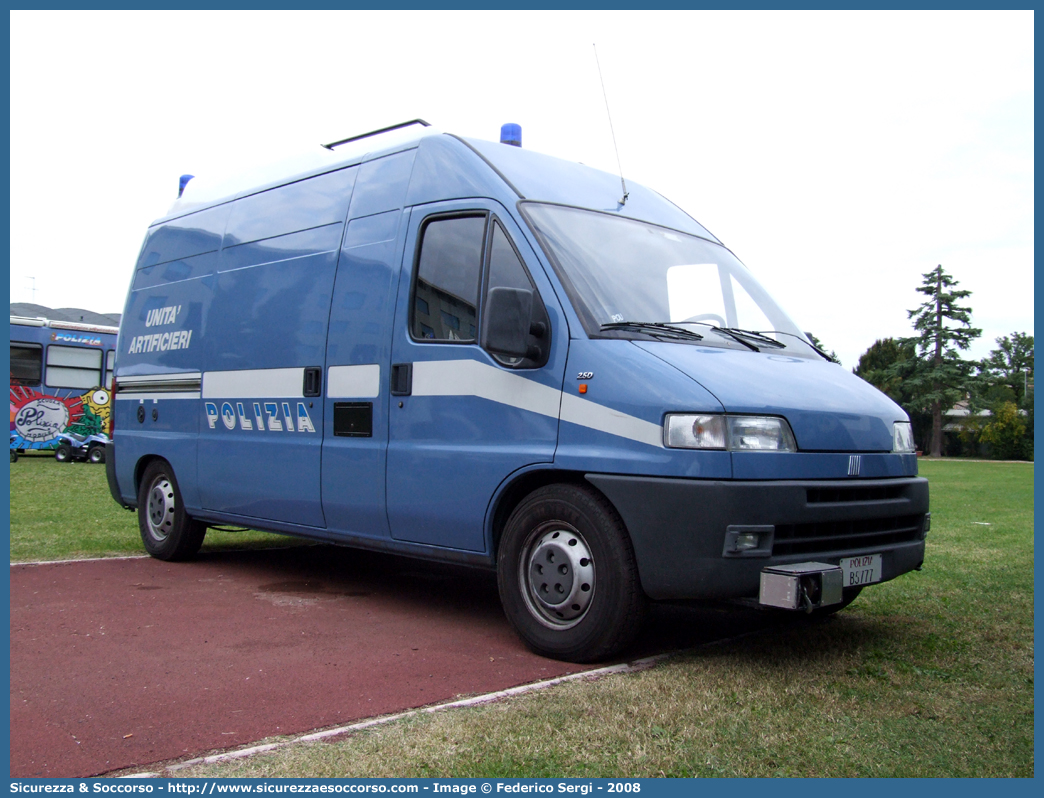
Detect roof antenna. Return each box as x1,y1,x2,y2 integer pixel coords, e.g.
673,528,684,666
593,43,628,206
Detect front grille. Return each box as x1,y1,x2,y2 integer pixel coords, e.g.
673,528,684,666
773,514,923,557
806,485,905,503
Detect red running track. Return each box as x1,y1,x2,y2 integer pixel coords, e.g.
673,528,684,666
10,545,770,777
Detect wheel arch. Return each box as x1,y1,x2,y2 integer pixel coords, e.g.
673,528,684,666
133,454,167,502
492,473,649,662
136,456,207,561
488,468,633,562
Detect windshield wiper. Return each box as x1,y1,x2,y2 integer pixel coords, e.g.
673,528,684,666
765,330,838,362
682,323,786,351
599,321,704,341
714,327,786,349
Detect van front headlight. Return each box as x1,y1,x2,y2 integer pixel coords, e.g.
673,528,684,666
893,421,916,453
665,414,797,452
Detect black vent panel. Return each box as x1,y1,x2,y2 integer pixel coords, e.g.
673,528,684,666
773,514,923,557
807,485,905,504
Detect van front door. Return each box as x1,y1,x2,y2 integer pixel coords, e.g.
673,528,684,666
386,201,566,552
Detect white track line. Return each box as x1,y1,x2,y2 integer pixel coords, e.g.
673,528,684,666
120,653,673,778
12,542,310,568
12,554,150,567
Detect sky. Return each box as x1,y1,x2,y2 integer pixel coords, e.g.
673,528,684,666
9,10,1033,369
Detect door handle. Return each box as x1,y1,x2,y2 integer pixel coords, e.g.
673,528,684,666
390,363,412,396
303,367,323,397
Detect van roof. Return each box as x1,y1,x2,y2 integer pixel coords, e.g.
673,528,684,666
161,123,440,223
158,124,719,243
460,136,718,242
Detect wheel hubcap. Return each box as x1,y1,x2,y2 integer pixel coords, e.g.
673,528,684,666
146,476,176,542
522,524,595,628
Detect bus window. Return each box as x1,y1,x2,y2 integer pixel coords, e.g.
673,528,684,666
46,345,102,389
10,343,42,386
105,350,116,389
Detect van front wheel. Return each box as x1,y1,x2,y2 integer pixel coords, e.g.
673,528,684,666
497,484,646,663
137,460,206,561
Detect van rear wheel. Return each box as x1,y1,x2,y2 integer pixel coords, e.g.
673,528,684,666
497,484,646,663
138,460,206,561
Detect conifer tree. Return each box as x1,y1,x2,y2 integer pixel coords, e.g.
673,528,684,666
901,265,981,457
854,337,916,403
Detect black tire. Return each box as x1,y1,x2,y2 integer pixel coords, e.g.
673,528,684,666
137,459,206,561
87,445,105,464
10,450,17,463
497,484,647,663
54,444,72,463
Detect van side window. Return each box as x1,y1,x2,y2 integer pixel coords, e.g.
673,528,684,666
46,345,103,390
487,222,535,293
10,343,42,386
484,221,550,369
412,215,486,342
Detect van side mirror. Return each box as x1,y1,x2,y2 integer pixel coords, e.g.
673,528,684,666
482,287,534,358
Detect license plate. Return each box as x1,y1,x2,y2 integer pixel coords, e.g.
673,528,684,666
841,554,882,587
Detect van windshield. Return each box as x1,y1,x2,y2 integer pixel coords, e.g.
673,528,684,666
522,203,816,356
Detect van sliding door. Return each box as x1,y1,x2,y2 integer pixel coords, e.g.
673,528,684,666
320,149,418,539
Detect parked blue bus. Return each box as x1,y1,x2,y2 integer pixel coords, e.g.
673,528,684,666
10,315,118,456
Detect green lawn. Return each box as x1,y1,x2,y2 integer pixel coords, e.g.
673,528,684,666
9,456,1034,776
8,453,299,562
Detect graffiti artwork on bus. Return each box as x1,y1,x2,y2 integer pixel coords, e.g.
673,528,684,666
9,386,111,450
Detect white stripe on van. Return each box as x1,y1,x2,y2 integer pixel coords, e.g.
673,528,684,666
559,392,664,448
202,368,304,399
412,359,664,448
118,360,664,447
328,364,380,399
412,359,562,419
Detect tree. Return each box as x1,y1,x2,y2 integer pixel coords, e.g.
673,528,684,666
978,332,1034,404
806,332,839,364
980,401,1028,460
970,332,1034,460
854,338,915,401
899,265,981,457
854,337,930,450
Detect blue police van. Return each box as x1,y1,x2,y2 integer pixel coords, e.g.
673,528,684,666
108,120,929,662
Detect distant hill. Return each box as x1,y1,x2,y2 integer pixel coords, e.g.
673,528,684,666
10,303,120,327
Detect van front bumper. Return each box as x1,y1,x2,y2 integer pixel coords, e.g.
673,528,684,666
585,473,929,601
